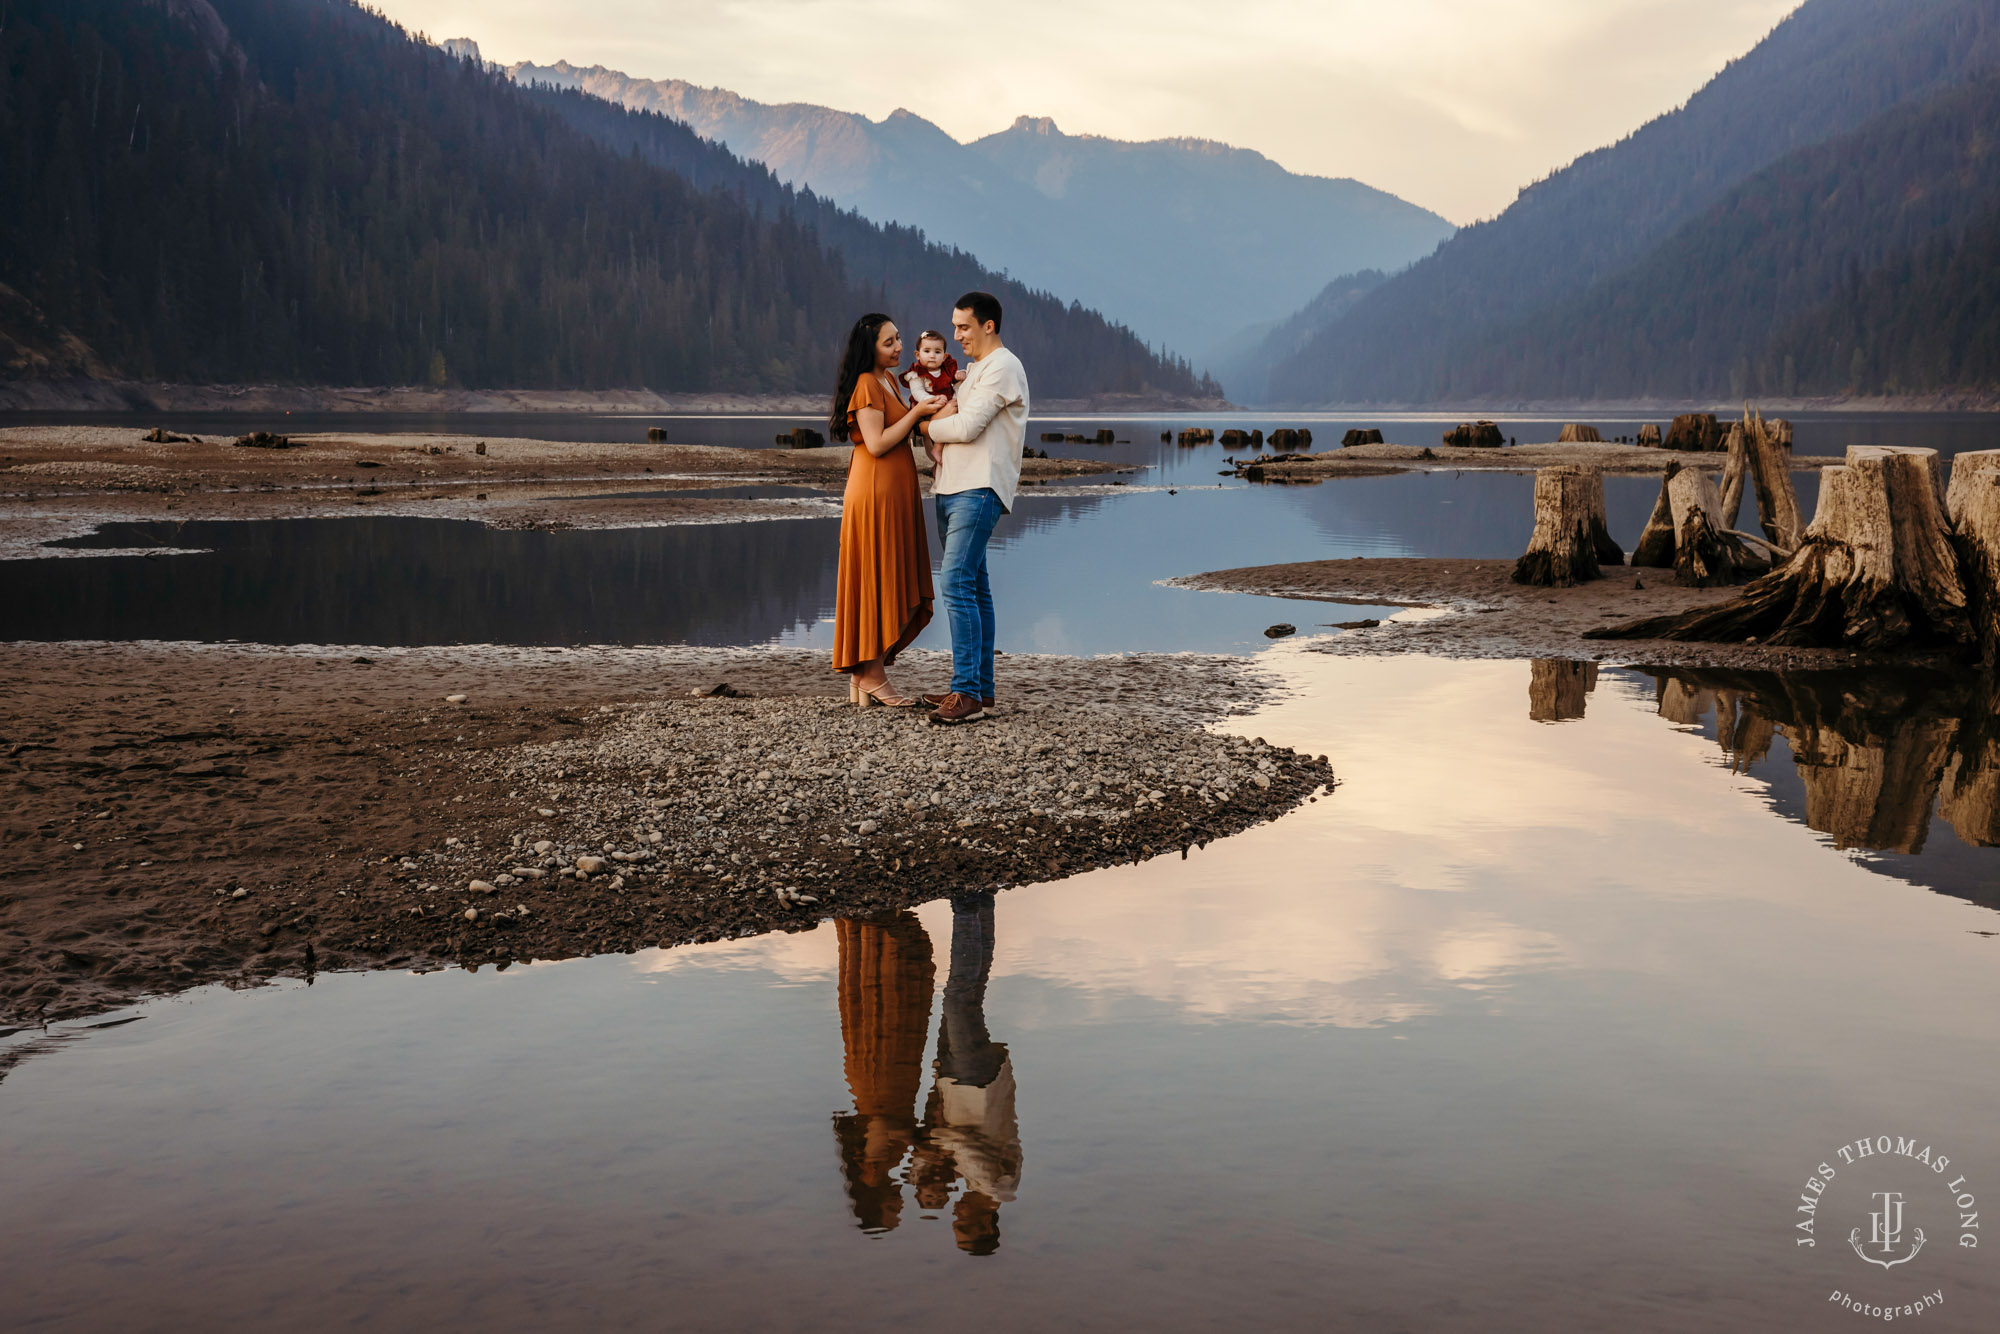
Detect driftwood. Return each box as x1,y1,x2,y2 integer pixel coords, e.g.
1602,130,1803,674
1946,450,2000,664
1556,424,1603,443
1513,466,1624,586
1528,660,1598,722
1588,446,1972,649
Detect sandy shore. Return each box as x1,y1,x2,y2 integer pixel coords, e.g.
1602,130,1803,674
0,426,1126,557
1177,557,1969,672
0,642,1327,1026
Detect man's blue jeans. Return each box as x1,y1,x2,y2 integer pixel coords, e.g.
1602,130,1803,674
935,487,1004,699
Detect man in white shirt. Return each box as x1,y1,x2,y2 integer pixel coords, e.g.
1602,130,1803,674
920,291,1029,725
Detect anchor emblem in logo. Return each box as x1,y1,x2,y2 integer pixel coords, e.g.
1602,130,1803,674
1849,1190,1926,1270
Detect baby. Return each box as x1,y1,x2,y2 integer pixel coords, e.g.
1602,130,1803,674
904,331,965,404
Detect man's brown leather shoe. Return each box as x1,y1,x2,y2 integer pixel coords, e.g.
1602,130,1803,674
928,692,987,725
923,692,996,711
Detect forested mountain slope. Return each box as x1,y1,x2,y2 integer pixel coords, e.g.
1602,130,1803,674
0,0,1207,398
1269,0,2000,403
1401,73,2000,400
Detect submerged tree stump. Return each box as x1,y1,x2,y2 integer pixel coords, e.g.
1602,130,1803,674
1513,466,1624,586
1556,424,1603,443
1946,449,2000,664
1587,446,1973,649
1636,423,1662,447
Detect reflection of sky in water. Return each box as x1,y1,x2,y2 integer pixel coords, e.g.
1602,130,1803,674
6,651,1997,1329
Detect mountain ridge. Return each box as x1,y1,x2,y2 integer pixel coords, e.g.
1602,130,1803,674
505,58,1455,364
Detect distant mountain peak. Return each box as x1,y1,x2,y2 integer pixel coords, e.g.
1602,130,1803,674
496,58,1453,361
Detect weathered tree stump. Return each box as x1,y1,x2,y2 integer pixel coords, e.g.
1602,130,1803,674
1587,446,1972,649
1630,460,1766,581
1666,466,1763,587
1443,421,1505,448
1718,423,1748,529
1631,462,1683,568
1946,449,2000,664
1528,659,1597,722
1513,465,1624,586
1636,423,1662,447
1741,407,1803,549
1556,424,1603,443
1664,413,1724,452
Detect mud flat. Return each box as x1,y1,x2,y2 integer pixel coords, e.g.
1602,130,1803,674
1225,439,1840,479
0,642,1328,1026
0,426,1125,556
1176,557,1968,672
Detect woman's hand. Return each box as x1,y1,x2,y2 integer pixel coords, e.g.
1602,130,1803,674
931,399,960,421
913,395,948,416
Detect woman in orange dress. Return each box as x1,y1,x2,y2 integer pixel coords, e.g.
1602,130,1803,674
830,314,946,706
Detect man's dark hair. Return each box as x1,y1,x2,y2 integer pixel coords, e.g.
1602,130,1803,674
954,290,1003,335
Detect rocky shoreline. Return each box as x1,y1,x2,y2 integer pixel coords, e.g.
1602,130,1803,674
0,643,1325,1026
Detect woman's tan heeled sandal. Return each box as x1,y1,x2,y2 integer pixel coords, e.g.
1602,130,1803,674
861,680,918,708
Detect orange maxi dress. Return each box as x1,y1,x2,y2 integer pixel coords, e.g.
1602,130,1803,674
833,372,934,673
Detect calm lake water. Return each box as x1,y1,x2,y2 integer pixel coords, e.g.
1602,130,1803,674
3,413,1998,1329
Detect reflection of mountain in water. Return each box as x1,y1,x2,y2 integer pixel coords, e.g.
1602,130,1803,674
832,896,1022,1255
1629,667,2000,910
6,516,839,646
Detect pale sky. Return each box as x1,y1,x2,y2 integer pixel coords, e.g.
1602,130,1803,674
378,0,1801,223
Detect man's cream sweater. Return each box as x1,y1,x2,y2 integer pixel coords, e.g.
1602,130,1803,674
928,345,1029,512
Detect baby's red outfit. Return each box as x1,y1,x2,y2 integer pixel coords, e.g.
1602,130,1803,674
906,354,959,400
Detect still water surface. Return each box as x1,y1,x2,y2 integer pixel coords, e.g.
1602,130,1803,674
3,652,1996,1329
0,470,1730,650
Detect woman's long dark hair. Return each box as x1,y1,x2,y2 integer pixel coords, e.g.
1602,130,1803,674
829,313,893,443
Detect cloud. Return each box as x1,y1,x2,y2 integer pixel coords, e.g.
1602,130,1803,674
379,0,1799,221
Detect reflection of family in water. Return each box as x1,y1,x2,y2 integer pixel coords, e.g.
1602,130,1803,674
832,894,1022,1255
